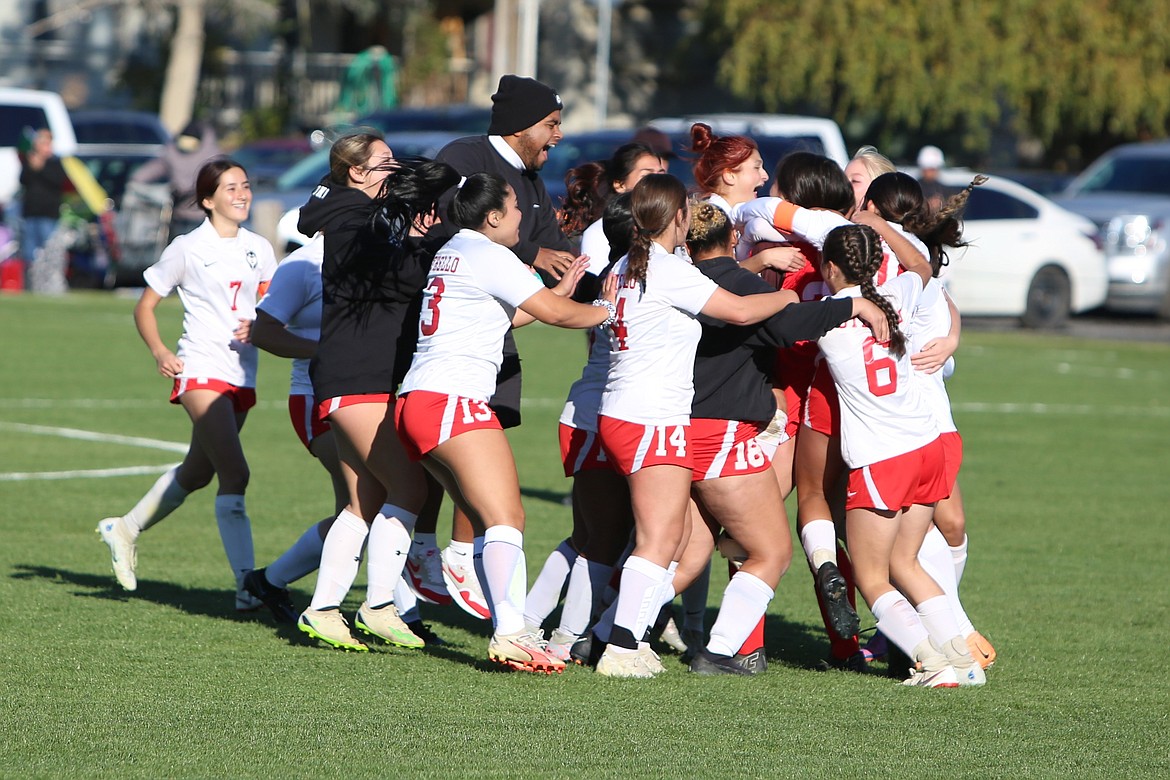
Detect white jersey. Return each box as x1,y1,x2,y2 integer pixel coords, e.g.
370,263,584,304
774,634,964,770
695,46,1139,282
399,229,545,401
143,219,277,387
256,235,324,396
599,242,719,426
907,277,957,433
579,218,611,276
560,326,609,432
817,273,939,468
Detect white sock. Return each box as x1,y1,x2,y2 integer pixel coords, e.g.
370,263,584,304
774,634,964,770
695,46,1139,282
213,494,254,589
123,466,189,536
706,571,775,657
681,558,710,632
558,555,613,637
915,594,963,648
310,509,368,610
950,535,969,583
366,505,415,608
611,556,668,649
919,527,975,636
412,531,436,550
799,519,838,570
482,526,526,635
447,538,473,559
395,576,419,623
870,589,930,658
523,538,577,628
266,521,327,588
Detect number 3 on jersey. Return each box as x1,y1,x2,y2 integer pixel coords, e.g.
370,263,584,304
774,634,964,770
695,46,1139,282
862,337,897,396
420,277,445,336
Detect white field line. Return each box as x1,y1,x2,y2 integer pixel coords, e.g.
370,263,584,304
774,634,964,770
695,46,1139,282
0,463,181,482
0,421,186,482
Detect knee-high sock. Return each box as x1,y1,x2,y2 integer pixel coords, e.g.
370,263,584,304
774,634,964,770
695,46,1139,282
395,576,419,623
482,525,526,635
915,594,963,648
799,518,838,570
681,558,711,633
707,571,775,657
366,504,415,608
610,556,668,650
919,526,975,636
266,521,327,588
524,538,577,629
214,494,254,589
123,466,189,536
558,555,612,638
870,589,930,658
309,509,368,610
950,535,969,583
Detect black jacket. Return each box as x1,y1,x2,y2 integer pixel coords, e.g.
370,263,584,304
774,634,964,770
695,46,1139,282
20,157,67,218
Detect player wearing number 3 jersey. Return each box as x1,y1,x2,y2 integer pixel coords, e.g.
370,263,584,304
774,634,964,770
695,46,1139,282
396,172,618,674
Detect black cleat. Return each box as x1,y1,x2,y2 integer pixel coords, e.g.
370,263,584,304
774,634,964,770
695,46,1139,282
570,631,605,668
405,619,447,647
885,643,915,680
242,568,298,624
689,648,757,676
731,646,768,674
816,561,860,638
817,651,868,674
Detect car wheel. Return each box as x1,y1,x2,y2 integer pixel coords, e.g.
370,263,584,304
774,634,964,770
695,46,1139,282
1021,265,1071,329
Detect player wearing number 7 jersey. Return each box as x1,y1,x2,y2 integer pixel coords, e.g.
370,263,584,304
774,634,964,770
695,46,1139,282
815,224,983,687
395,172,618,674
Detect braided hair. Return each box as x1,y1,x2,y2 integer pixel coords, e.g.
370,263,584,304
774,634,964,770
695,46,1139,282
864,171,986,274
625,173,688,290
823,224,907,357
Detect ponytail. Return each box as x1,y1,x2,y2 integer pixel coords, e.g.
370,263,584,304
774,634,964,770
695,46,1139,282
823,224,906,357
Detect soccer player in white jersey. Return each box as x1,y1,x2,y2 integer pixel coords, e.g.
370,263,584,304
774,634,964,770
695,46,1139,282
395,172,618,674
814,222,983,687
97,158,277,609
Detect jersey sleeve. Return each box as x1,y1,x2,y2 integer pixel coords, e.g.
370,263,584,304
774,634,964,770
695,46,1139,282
257,257,312,324
579,220,611,275
142,237,188,297
657,253,719,316
477,246,547,307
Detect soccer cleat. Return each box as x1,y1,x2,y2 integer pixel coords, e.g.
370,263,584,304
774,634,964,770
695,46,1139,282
405,545,453,606
815,561,860,638
655,615,689,655
242,568,298,624
570,633,604,668
235,589,263,612
901,664,960,688
441,546,491,620
639,642,667,674
818,651,867,674
96,516,137,591
966,631,997,670
595,645,662,678
943,636,987,686
732,646,768,675
861,630,889,664
298,608,369,652
354,601,425,648
405,619,447,647
488,631,566,674
903,640,959,688
546,628,578,662
715,534,748,567
690,647,757,676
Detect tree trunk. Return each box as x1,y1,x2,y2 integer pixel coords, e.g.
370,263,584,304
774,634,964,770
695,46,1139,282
158,0,207,134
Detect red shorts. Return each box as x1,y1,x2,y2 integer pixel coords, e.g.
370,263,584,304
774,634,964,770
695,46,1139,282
846,437,950,512
317,393,394,421
939,430,963,491
559,423,612,477
395,391,502,461
289,394,331,451
775,343,817,438
689,418,771,482
803,361,839,436
170,378,256,413
598,415,693,476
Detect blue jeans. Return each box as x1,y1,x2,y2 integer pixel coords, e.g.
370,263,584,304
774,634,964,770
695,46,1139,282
20,216,58,263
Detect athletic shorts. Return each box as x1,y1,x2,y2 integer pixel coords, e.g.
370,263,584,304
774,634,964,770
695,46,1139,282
598,415,693,476
395,390,502,461
803,361,840,436
846,437,949,512
289,394,330,451
689,418,771,482
170,377,256,413
939,430,963,491
775,343,818,438
316,393,393,421
559,423,612,477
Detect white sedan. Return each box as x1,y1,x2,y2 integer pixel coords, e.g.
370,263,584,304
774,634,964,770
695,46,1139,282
930,170,1108,328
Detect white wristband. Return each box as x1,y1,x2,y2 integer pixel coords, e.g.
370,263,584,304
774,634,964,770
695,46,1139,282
592,298,617,327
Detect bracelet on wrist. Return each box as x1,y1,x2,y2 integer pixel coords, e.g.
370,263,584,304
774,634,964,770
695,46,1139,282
592,298,617,327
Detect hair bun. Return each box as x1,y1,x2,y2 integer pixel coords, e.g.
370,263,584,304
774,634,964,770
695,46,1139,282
690,123,716,153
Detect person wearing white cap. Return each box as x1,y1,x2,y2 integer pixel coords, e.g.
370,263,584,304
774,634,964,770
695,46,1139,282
916,145,948,211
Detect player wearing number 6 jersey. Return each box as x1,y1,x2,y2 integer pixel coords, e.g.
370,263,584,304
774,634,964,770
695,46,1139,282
97,158,276,609
815,224,983,687
395,172,618,674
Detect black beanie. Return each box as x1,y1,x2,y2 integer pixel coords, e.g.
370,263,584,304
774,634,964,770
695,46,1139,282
488,75,563,136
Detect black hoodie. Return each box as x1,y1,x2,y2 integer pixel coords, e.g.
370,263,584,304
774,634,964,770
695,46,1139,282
299,180,430,400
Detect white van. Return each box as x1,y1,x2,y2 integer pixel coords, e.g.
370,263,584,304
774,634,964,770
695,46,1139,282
0,88,78,210
650,113,849,168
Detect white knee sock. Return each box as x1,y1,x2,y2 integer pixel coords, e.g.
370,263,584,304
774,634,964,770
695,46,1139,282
395,576,419,623
681,558,710,632
919,526,975,636
366,504,415,608
870,589,930,658
799,519,838,570
706,571,775,657
482,526,527,635
214,494,254,589
310,509,368,610
124,466,189,536
266,521,327,588
915,594,963,648
411,531,437,551
558,555,613,638
950,534,969,583
524,538,577,629
611,556,668,650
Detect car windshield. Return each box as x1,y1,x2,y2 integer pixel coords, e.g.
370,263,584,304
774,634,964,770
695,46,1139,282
1070,155,1170,196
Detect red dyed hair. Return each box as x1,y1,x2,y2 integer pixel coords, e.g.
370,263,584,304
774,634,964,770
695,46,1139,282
690,123,757,195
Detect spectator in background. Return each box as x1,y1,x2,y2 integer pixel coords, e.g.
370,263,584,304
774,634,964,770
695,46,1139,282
916,145,948,212
132,121,224,241
19,128,67,270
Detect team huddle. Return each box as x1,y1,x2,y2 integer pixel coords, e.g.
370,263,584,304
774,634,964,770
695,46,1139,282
96,75,995,686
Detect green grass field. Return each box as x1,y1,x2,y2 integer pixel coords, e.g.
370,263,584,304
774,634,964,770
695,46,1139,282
2,291,1168,778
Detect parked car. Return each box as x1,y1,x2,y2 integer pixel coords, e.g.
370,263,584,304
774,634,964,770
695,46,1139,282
650,113,850,167
0,88,77,210
230,137,313,188
353,104,491,135
929,170,1107,328
67,110,171,209
1054,140,1170,317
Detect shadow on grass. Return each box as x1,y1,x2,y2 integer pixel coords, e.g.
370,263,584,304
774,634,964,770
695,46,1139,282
519,486,570,506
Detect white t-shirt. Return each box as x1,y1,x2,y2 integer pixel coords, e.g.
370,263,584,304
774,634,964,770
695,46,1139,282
256,235,324,396
399,228,545,401
579,218,611,276
144,219,277,387
907,277,957,433
817,273,939,468
599,243,719,426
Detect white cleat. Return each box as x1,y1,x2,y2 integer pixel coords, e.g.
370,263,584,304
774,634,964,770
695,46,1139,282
96,517,137,591
442,546,491,620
